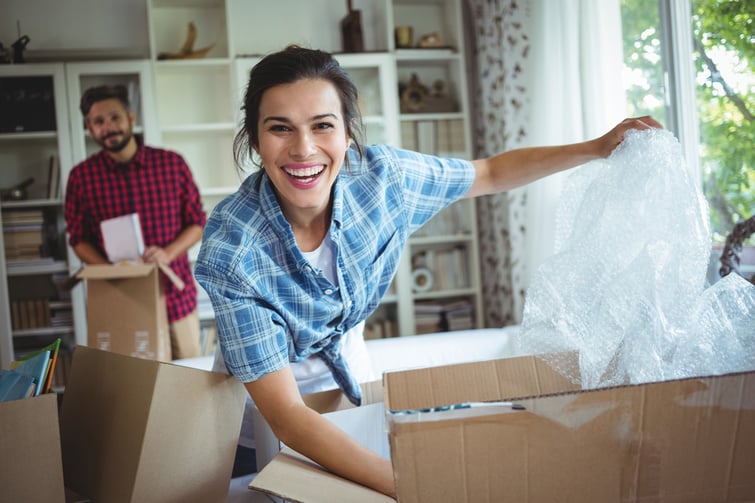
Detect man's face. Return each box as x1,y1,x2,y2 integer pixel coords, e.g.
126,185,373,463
85,98,136,153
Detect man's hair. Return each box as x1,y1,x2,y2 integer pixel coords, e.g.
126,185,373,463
79,84,131,117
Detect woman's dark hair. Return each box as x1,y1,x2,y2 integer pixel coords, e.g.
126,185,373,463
234,45,365,172
79,84,131,117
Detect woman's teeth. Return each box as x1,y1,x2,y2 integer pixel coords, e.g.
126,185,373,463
284,165,325,179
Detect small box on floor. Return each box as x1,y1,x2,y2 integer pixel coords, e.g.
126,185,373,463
75,263,184,362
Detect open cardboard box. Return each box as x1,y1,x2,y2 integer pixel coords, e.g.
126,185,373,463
59,345,247,503
74,262,184,362
0,393,66,502
251,352,755,502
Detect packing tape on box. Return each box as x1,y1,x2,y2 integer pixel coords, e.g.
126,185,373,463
412,268,433,292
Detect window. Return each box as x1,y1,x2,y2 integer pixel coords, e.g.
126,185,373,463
620,0,753,246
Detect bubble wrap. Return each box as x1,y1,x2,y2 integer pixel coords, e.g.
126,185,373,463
516,128,755,388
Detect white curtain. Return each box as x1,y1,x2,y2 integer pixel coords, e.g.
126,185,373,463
467,0,626,325
522,0,626,288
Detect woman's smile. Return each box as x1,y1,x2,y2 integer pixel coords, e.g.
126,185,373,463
282,162,327,184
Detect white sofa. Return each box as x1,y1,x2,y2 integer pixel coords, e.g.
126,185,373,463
175,326,523,502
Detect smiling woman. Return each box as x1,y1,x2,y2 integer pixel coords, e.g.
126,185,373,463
194,44,660,497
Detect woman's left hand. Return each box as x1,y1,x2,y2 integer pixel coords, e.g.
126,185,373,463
596,115,664,157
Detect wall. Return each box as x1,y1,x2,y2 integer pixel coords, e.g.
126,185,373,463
1,0,149,60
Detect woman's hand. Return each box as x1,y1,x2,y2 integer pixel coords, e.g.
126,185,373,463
248,367,397,498
594,115,664,158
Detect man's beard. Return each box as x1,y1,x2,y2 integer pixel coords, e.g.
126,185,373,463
99,130,133,153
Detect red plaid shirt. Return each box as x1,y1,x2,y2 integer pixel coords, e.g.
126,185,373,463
65,138,206,322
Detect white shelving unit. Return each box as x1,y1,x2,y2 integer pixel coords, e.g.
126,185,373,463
388,0,481,336
0,63,76,369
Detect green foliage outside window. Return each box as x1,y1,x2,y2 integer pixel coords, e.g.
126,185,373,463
621,0,754,244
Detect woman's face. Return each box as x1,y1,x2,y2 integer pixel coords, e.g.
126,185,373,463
255,78,351,221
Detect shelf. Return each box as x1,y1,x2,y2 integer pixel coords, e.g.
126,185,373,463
410,234,474,246
160,122,236,134
380,293,398,304
1,198,63,209
12,326,74,338
154,57,231,67
152,0,224,8
0,131,57,140
6,260,69,276
399,112,465,122
413,287,477,300
395,48,459,60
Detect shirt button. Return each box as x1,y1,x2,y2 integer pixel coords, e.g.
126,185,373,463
324,289,333,295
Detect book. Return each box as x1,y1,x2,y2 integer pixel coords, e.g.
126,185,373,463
100,212,145,263
47,154,60,199
11,339,61,394
8,349,50,397
0,369,36,402
42,338,61,393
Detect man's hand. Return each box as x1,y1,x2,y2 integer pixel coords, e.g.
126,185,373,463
142,246,171,265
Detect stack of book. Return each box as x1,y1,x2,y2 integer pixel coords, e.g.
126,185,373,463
0,339,61,402
10,299,51,330
414,299,475,335
364,318,398,339
2,209,45,262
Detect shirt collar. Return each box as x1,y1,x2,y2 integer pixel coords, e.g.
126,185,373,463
258,170,345,235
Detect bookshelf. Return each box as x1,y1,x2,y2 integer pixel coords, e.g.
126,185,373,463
0,64,77,374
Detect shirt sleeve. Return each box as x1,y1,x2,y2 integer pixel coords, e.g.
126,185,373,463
380,146,476,233
177,157,207,229
63,166,88,248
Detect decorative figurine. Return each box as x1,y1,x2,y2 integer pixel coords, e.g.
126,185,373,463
340,0,364,53
157,22,214,60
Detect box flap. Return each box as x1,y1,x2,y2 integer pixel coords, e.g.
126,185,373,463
384,352,579,412
60,346,247,502
156,262,185,290
75,262,185,290
76,263,156,280
250,447,393,503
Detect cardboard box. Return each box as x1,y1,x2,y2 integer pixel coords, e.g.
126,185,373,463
60,345,247,503
0,393,66,502
250,354,755,503
76,263,184,362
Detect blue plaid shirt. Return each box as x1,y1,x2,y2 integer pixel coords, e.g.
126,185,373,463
195,144,475,405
